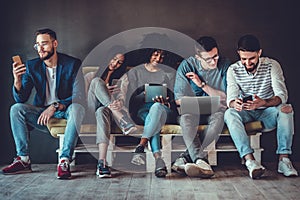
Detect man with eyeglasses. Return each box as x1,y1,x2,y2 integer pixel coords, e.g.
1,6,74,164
224,34,298,179
172,36,231,178
2,28,85,179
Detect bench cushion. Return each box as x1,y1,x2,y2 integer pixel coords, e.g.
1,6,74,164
48,118,264,138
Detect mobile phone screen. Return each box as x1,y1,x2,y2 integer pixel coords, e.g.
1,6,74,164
243,95,252,103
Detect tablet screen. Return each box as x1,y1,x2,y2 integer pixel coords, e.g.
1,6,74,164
144,83,167,103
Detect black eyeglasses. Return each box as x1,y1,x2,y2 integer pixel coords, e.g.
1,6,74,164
201,54,219,64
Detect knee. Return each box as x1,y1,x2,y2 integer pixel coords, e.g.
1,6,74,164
224,108,238,121
95,107,110,117
10,103,26,114
212,111,225,121
91,77,106,88
150,102,166,113
280,104,293,114
179,114,198,126
180,114,192,122
69,103,85,116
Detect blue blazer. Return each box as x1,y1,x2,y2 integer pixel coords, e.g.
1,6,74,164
12,53,85,109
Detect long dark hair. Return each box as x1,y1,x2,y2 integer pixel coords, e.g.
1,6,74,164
94,54,127,83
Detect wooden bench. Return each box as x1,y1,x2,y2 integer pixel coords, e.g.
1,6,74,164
47,118,264,172
47,66,265,171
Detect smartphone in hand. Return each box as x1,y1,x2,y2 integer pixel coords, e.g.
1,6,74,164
243,95,253,103
12,55,23,66
112,79,119,86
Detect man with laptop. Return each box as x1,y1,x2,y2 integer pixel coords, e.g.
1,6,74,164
172,36,231,178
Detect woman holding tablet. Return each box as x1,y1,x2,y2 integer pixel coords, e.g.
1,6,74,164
122,49,177,177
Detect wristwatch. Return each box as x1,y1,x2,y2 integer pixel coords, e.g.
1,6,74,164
199,81,206,88
51,102,59,111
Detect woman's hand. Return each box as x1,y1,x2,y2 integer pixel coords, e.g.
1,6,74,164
106,84,120,95
153,95,170,108
108,99,123,111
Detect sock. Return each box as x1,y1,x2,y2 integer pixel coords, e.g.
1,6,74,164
140,138,148,146
154,152,162,159
59,157,70,164
20,156,30,163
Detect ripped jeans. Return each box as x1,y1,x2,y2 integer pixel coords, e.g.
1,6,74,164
224,104,294,158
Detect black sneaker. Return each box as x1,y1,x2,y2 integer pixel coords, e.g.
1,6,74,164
131,145,146,166
96,160,111,178
155,157,167,178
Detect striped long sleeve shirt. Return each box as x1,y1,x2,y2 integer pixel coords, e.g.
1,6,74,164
226,57,288,108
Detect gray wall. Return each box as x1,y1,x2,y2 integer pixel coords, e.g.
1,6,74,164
1,0,299,163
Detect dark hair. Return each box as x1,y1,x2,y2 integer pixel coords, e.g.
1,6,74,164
144,48,165,63
237,34,261,52
35,28,57,40
196,36,218,52
95,53,126,78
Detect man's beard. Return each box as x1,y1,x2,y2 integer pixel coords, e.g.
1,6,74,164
245,62,258,73
40,49,54,61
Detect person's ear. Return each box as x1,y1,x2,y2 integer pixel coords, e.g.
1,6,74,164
258,49,262,57
53,40,58,48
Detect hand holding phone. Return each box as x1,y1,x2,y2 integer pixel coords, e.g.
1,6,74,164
106,84,120,95
242,95,253,103
111,79,119,86
12,55,26,81
12,55,23,66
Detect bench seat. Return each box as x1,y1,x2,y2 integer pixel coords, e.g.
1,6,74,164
48,118,264,172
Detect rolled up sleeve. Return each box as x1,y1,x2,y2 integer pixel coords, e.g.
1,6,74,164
271,60,288,104
226,66,240,107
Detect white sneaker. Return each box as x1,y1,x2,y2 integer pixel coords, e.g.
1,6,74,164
171,156,187,175
278,157,298,177
131,154,146,166
184,159,214,178
245,159,265,179
122,125,137,135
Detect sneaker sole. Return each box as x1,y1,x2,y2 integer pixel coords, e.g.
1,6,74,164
278,170,298,177
57,174,71,180
97,173,112,178
185,163,214,178
155,167,167,178
2,168,32,175
251,168,265,179
171,165,186,176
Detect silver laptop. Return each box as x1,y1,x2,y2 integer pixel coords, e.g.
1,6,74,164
179,96,220,115
144,83,167,103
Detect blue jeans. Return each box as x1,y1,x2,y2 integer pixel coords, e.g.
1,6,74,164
88,77,136,144
179,111,224,162
137,102,174,154
224,105,294,158
10,103,85,160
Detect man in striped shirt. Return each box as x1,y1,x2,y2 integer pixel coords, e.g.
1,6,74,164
224,34,298,179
